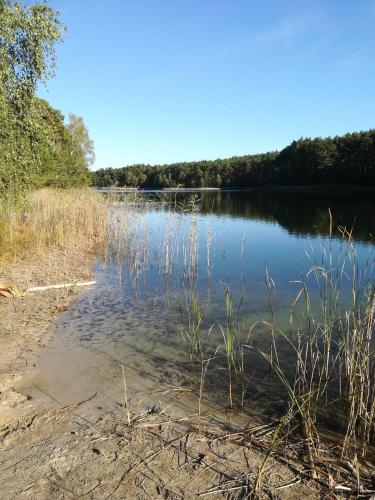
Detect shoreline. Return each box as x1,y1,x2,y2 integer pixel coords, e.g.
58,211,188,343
0,252,314,498
0,248,96,428
97,184,375,195
0,252,370,498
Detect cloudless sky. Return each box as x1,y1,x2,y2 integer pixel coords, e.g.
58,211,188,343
38,0,375,170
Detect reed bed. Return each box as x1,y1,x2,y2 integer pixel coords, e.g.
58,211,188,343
277,225,375,460
0,188,109,266
107,197,151,282
215,230,374,465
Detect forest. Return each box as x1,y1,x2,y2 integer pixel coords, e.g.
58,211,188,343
93,130,375,189
0,0,93,200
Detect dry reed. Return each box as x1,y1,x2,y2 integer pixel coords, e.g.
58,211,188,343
0,188,109,267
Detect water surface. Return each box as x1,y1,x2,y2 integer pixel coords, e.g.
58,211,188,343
33,190,375,426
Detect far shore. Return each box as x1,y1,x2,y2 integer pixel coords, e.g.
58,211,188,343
96,184,375,194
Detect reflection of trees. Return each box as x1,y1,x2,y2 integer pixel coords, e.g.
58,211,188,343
151,191,375,243
209,192,375,242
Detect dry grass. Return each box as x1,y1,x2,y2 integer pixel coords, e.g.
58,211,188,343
0,188,109,270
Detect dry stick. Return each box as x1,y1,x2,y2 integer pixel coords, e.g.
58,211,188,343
27,281,96,292
273,476,302,490
199,484,248,496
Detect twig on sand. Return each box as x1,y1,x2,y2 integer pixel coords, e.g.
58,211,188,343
27,281,96,292
0,280,96,298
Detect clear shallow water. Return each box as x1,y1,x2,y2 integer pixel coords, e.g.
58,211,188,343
32,190,375,426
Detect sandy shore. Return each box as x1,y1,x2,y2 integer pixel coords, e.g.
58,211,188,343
0,249,95,427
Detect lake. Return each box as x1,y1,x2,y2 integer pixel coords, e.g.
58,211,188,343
33,189,375,435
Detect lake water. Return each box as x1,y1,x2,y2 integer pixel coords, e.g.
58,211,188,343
33,190,375,428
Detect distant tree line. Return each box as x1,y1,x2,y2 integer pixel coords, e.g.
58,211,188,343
0,0,94,200
93,130,375,189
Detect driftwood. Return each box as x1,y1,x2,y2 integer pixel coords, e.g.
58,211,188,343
27,281,96,292
0,281,96,298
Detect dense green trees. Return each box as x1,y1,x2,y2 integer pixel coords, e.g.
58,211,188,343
30,100,92,188
0,0,93,198
93,131,375,189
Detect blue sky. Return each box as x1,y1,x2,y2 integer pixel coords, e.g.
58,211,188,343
39,0,375,170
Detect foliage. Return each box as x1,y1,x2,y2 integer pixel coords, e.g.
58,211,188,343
67,114,95,169
0,1,92,199
30,100,92,188
93,130,375,189
0,0,64,112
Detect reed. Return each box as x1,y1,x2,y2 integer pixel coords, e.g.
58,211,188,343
181,289,203,366
198,345,219,425
260,222,375,464
122,364,132,426
106,193,151,282
225,286,234,407
0,188,109,268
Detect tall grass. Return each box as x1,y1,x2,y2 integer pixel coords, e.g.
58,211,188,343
262,225,375,463
222,285,235,407
0,188,109,265
107,196,151,283
160,202,374,461
181,290,203,366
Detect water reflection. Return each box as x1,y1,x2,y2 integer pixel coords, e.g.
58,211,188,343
127,189,375,243
33,190,375,441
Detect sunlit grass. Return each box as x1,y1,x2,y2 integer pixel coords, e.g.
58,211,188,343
0,188,109,269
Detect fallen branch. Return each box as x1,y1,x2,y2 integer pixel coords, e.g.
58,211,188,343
27,281,96,292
